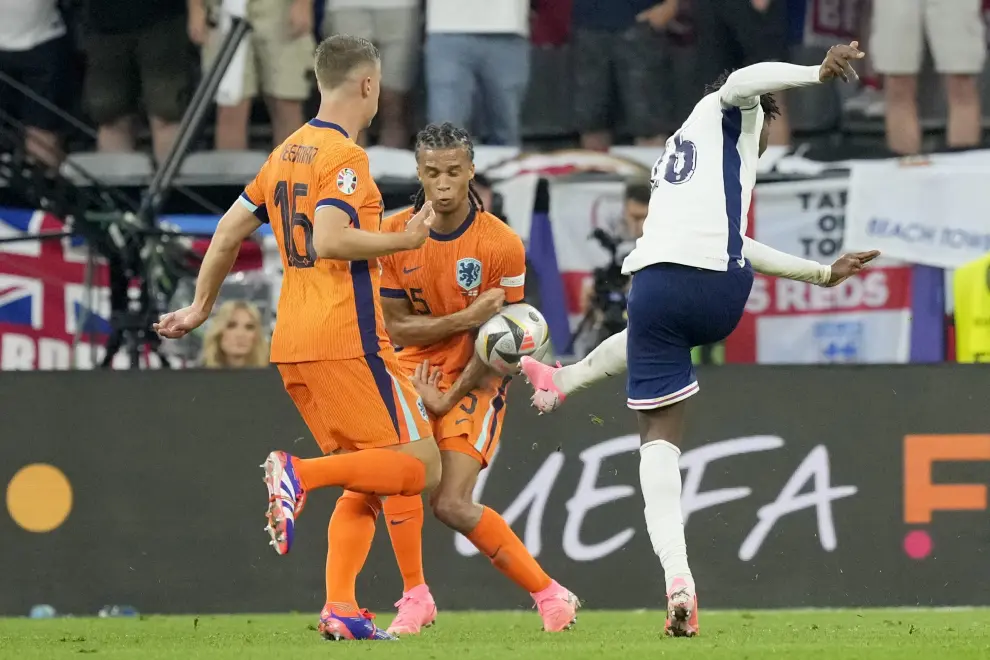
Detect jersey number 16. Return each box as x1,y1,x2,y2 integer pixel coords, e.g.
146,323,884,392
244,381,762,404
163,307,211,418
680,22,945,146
274,180,317,268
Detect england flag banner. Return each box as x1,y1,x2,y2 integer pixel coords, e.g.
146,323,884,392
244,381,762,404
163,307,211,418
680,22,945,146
726,179,913,364
846,160,990,269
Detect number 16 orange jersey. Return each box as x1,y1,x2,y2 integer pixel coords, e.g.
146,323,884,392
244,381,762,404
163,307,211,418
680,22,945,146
240,119,391,363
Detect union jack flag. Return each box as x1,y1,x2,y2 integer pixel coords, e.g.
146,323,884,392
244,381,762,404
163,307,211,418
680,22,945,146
0,207,112,370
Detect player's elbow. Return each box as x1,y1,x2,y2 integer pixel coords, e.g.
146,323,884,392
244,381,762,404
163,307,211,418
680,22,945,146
384,321,414,348
313,232,340,260
313,228,350,260
211,225,247,255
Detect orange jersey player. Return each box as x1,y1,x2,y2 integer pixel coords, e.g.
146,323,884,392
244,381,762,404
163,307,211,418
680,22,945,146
154,36,441,642
373,123,580,636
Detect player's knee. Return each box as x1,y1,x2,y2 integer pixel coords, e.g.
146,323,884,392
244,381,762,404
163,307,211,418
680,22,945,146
430,491,473,530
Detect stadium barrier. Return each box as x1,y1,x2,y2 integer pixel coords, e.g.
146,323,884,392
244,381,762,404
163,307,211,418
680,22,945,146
1,365,988,616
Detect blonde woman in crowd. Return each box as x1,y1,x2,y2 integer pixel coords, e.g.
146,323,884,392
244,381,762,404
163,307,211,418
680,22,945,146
200,300,270,368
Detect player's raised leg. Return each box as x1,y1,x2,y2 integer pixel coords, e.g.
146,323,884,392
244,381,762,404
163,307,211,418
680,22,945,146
382,494,437,635
521,330,628,413
430,445,579,632
266,358,439,558
277,356,437,641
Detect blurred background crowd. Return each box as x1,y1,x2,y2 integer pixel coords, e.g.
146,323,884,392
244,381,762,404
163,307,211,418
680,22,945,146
1,0,990,370
5,0,990,162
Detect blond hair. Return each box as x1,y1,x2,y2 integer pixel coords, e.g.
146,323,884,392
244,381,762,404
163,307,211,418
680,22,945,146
315,34,380,90
201,300,269,368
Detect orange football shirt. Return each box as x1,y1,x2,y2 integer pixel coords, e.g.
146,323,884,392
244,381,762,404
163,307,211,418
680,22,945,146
379,206,526,382
240,119,391,363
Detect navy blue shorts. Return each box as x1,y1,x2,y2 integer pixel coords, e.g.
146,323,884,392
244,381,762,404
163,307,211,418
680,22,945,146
626,263,753,410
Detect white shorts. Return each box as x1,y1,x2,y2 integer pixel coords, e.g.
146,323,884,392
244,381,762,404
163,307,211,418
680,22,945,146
871,0,986,75
324,7,420,92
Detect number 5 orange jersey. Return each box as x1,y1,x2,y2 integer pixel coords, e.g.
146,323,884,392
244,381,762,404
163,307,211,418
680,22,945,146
240,119,391,363
379,206,526,382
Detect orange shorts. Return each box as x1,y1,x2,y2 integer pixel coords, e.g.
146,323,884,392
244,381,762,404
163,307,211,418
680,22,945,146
433,375,512,468
278,354,432,455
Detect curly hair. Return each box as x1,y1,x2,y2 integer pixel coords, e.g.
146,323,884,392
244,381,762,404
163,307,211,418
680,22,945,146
705,70,781,122
411,122,486,212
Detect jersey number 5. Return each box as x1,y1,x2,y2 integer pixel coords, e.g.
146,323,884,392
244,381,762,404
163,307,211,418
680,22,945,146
409,288,432,315
652,135,698,188
275,180,317,268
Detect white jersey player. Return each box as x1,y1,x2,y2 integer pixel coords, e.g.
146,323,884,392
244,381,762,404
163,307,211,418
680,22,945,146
522,43,877,637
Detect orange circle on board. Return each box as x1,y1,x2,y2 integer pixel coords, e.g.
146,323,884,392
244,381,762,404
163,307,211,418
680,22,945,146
6,464,73,532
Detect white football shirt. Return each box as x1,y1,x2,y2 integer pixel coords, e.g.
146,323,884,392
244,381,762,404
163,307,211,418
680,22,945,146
623,63,821,275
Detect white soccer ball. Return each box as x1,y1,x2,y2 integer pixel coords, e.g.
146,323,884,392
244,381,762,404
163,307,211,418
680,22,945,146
475,303,552,375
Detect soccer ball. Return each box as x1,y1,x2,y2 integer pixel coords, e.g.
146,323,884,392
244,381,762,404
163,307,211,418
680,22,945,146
475,303,551,375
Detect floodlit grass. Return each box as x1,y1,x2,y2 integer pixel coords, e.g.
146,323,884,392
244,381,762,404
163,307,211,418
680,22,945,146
1,609,989,659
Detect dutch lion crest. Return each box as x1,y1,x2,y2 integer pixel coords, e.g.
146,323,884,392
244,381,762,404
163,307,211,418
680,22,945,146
456,258,482,291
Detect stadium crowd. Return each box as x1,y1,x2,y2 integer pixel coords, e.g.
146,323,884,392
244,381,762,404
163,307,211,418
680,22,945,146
2,0,989,167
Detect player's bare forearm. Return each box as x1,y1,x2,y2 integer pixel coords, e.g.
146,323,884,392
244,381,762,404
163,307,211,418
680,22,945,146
321,227,414,261
439,353,497,415
743,236,830,285
193,201,261,313
313,206,419,260
719,63,821,107
381,298,479,348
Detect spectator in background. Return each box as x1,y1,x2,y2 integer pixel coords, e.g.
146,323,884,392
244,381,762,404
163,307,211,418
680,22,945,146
200,300,269,368
694,0,794,147
425,0,531,146
572,0,679,151
323,0,420,148
871,0,985,155
83,0,194,163
0,0,69,167
190,0,315,150
619,180,651,247
841,0,885,120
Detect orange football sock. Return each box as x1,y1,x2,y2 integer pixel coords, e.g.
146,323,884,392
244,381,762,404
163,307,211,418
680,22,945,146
325,491,381,613
383,495,426,592
467,506,552,594
294,449,425,496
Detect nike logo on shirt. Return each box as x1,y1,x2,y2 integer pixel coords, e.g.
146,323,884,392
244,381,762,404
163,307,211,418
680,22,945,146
403,266,422,274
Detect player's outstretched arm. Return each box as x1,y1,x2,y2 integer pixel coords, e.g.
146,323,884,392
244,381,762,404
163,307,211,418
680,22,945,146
743,236,832,285
743,237,880,287
719,41,865,108
381,288,504,348
155,200,261,338
313,201,434,261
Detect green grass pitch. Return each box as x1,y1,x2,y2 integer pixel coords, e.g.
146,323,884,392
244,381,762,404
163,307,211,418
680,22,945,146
2,609,989,659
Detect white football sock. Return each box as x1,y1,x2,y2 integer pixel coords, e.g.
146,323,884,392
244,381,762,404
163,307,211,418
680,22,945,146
554,330,628,394
640,439,693,593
